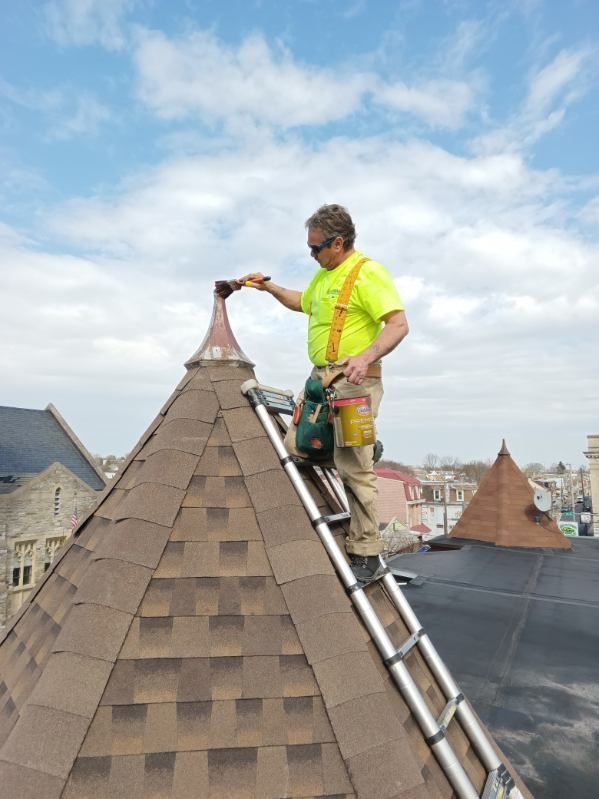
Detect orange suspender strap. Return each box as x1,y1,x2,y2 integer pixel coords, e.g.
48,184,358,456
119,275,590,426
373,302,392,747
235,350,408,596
325,256,369,363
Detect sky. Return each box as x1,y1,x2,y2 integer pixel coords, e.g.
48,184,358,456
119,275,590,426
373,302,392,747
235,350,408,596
1,0,598,469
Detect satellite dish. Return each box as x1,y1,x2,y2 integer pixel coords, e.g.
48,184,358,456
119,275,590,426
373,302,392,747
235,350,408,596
533,488,552,513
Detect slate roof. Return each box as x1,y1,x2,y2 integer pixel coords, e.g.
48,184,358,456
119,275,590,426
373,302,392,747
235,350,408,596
449,440,570,549
0,405,105,492
0,474,35,496
390,536,599,799
0,300,530,798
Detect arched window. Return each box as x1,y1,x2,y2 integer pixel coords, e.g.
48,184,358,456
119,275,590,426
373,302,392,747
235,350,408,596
12,541,35,587
54,487,61,516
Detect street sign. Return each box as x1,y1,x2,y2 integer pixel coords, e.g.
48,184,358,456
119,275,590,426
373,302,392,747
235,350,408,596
558,520,578,536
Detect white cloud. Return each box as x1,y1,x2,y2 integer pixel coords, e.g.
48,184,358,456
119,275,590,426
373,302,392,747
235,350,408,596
12,132,593,464
3,15,598,465
50,93,112,139
0,77,62,113
0,78,111,140
473,47,590,154
439,19,487,73
374,78,475,129
579,196,599,226
133,28,372,128
526,49,587,116
44,0,136,50
133,27,482,131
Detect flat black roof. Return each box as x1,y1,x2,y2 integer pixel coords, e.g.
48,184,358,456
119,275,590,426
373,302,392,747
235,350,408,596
389,537,599,799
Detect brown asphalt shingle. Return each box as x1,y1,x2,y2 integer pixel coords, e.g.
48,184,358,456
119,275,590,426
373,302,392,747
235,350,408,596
0,342,531,797
450,439,571,549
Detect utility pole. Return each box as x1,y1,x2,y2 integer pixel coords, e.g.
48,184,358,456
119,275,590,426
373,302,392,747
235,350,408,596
443,478,449,535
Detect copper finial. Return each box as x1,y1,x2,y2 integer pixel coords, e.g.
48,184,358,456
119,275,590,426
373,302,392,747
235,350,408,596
185,290,254,368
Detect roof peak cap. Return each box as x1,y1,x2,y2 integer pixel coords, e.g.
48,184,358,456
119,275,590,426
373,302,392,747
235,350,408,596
499,439,510,456
185,289,254,369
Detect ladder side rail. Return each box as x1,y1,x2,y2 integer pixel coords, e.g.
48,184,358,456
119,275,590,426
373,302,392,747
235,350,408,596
381,572,505,776
320,466,350,513
242,380,480,799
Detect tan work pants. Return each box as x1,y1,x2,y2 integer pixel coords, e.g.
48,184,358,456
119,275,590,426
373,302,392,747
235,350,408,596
284,366,384,557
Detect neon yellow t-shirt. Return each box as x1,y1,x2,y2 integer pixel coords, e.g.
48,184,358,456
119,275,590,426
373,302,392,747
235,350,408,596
300,250,404,367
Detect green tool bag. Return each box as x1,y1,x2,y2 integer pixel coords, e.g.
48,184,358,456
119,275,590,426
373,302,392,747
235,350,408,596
294,378,334,457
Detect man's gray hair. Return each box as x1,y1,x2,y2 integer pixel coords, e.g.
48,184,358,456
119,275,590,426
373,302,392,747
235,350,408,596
305,204,356,251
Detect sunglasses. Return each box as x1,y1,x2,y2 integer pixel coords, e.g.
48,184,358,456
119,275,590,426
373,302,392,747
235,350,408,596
309,236,337,255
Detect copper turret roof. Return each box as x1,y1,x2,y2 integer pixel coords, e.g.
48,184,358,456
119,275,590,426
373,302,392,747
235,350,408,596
449,439,571,549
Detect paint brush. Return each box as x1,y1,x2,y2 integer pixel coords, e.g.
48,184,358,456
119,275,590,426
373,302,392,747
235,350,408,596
214,276,271,299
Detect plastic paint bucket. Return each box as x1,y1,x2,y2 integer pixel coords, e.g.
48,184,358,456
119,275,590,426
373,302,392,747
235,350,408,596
331,395,375,447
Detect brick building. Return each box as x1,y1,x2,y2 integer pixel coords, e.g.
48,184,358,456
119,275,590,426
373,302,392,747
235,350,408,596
375,467,429,535
0,404,105,627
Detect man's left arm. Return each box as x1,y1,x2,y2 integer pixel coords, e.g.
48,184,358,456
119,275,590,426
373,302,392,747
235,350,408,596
342,310,409,385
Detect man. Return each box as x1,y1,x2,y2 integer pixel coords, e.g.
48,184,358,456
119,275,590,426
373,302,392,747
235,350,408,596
238,204,408,582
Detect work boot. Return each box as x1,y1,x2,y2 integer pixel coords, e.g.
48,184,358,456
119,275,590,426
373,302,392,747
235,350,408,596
350,554,386,584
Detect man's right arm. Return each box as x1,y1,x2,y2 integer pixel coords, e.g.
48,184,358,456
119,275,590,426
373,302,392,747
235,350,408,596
236,272,302,312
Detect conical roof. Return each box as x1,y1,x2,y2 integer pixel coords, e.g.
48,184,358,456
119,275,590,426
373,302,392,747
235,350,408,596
0,304,530,798
449,439,571,549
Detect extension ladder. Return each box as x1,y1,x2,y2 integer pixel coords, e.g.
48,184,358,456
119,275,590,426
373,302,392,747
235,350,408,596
241,379,523,799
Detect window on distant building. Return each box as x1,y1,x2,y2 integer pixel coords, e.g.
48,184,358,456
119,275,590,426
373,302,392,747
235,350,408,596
456,489,464,502
44,536,67,572
11,541,35,588
433,489,442,501
54,487,61,516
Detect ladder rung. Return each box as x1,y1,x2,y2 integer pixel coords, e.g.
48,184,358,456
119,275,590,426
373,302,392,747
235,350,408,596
437,693,464,732
481,766,513,799
250,384,296,415
291,455,335,468
383,628,425,666
314,511,351,526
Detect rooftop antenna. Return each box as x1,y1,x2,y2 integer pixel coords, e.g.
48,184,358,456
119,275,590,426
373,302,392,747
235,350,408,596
533,486,552,523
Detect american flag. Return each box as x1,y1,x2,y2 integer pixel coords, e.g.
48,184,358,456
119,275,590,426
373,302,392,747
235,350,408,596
71,506,79,530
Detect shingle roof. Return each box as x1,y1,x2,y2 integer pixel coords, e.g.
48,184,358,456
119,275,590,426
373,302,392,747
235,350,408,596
0,303,530,798
449,440,570,549
0,405,105,491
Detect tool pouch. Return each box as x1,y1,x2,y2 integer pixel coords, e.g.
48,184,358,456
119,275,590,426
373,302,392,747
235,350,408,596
294,378,334,457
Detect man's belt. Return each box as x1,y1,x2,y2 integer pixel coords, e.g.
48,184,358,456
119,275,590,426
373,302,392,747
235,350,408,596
315,362,382,385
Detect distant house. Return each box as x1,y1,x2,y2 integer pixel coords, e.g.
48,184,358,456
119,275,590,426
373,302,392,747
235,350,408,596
375,467,430,537
0,404,105,626
420,479,477,536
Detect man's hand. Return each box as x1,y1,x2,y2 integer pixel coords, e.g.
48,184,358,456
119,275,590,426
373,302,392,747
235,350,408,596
234,275,302,311
236,272,269,290
340,354,371,385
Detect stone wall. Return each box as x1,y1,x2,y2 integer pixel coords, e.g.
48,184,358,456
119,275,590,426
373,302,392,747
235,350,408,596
0,463,101,628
